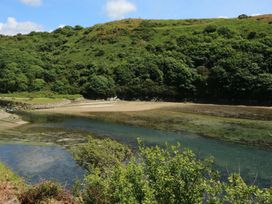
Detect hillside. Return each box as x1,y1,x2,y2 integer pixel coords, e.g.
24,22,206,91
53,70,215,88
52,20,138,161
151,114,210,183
0,15,272,103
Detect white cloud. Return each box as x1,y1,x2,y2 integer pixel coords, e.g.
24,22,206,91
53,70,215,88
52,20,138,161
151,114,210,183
106,0,136,19
19,0,42,6
0,17,43,36
58,24,66,28
251,13,262,17
217,16,229,19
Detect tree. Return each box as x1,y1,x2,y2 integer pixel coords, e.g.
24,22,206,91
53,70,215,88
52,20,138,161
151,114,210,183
238,14,249,19
83,75,116,98
31,79,46,91
161,57,195,98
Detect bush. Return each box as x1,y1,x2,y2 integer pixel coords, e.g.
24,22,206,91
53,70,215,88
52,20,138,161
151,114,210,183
20,181,76,204
80,142,272,204
248,31,257,39
203,25,217,33
217,26,233,38
73,136,132,171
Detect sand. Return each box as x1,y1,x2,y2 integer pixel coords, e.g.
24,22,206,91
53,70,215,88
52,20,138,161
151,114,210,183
33,99,272,121
0,109,28,130
34,100,182,115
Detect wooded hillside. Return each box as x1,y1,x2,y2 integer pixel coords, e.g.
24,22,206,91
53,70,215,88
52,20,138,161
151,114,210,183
1,15,272,103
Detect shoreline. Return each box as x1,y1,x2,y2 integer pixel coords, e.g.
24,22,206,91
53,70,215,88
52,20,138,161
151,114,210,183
34,99,272,120
2,100,272,149
0,109,28,131
32,100,272,149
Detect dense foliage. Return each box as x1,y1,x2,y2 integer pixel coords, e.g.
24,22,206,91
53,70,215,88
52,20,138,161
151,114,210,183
74,140,272,204
72,136,132,171
1,15,272,103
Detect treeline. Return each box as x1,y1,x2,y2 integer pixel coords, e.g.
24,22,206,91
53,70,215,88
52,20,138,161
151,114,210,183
0,16,272,103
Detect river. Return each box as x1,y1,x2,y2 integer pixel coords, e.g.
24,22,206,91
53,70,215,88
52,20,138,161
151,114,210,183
0,112,271,188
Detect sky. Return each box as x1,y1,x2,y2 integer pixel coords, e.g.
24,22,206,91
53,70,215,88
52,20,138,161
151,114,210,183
0,0,271,35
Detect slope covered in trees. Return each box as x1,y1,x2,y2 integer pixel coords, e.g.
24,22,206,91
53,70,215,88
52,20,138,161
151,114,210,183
0,15,272,103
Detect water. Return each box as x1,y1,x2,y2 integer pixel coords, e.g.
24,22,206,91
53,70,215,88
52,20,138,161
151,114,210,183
44,117,272,187
0,143,85,188
1,112,272,187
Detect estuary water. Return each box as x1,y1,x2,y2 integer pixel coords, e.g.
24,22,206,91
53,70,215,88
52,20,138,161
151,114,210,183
0,112,272,187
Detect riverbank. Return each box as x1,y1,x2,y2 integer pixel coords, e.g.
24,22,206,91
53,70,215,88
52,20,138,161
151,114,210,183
35,100,179,113
0,109,28,131
2,98,272,148
33,100,272,148
34,100,272,118
0,163,25,204
0,162,77,203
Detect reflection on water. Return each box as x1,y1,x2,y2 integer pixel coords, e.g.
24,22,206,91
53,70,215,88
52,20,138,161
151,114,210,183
0,144,85,187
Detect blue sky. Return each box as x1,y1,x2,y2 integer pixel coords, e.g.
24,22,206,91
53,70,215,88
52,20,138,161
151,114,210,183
0,0,271,35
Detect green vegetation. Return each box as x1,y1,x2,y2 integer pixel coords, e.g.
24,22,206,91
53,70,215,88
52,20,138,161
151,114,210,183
73,136,132,171
0,163,25,187
0,92,82,105
1,136,272,203
74,139,272,204
0,15,272,103
0,163,76,203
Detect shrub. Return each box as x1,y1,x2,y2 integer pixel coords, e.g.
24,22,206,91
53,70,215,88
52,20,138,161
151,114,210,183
248,31,257,39
73,136,132,171
20,181,76,204
203,25,217,33
80,142,272,204
217,26,233,38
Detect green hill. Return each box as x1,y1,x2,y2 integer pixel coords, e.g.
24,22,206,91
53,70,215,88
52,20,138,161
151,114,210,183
0,15,272,103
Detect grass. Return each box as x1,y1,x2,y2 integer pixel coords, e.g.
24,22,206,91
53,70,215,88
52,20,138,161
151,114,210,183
0,163,26,203
0,92,82,105
0,97,66,105
0,163,25,186
87,104,272,148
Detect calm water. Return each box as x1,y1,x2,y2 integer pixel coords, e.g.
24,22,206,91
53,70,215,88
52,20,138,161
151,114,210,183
0,143,85,187
1,112,272,187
